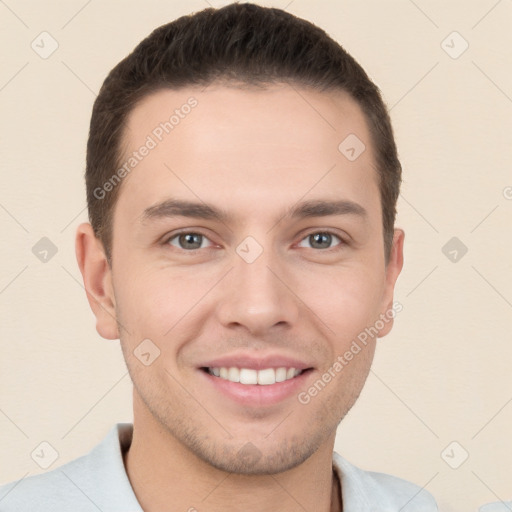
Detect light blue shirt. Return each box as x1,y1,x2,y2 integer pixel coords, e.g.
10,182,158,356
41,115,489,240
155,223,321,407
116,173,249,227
479,503,512,512
0,423,438,511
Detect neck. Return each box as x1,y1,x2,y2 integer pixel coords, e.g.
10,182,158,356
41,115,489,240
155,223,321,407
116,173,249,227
123,397,342,512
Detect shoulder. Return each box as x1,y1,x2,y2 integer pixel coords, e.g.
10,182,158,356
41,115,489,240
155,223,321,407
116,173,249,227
0,423,139,512
479,502,512,512
0,452,97,512
333,452,439,512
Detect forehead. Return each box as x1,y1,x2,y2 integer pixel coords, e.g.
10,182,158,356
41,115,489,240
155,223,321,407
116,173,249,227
115,83,380,226
124,83,373,158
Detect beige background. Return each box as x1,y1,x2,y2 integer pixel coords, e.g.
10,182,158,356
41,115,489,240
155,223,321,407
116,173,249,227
1,1,511,511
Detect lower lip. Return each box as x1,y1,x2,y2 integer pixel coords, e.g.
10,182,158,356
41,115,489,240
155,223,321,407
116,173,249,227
199,369,313,407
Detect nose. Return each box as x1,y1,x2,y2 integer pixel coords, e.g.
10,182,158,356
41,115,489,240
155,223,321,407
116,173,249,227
215,247,300,336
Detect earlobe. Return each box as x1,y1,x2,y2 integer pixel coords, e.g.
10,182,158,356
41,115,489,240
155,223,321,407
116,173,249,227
75,223,119,340
377,228,405,339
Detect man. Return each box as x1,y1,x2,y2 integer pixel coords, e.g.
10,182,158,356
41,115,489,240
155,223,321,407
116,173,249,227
0,3,438,510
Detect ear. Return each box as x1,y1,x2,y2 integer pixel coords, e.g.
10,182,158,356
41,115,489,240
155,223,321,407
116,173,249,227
75,223,119,340
376,228,405,338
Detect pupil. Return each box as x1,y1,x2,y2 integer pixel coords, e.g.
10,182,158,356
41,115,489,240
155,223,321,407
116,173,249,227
312,233,331,249
181,233,201,249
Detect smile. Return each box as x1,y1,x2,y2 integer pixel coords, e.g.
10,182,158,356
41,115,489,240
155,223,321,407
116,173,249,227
206,367,303,385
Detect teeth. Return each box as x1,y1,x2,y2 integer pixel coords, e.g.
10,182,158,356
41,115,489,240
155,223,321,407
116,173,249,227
208,366,303,385
275,367,287,382
240,368,258,384
228,367,240,383
257,368,275,385
286,368,295,379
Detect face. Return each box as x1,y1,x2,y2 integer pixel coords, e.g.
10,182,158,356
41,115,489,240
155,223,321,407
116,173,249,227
80,83,403,475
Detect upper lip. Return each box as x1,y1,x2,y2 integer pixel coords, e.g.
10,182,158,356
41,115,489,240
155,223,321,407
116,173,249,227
200,353,315,371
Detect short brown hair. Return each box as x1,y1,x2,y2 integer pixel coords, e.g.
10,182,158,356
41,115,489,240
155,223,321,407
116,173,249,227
86,2,401,264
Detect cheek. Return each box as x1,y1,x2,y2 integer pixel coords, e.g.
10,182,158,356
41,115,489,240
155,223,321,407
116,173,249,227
114,267,188,339
295,265,384,340
113,262,220,358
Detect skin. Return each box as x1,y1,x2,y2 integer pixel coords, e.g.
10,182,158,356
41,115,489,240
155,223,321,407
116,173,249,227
76,83,404,512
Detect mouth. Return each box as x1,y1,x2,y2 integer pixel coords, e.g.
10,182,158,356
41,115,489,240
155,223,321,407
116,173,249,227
197,354,316,406
201,366,310,385
198,364,315,407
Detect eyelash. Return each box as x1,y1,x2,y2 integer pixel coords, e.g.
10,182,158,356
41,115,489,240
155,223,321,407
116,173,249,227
163,229,348,253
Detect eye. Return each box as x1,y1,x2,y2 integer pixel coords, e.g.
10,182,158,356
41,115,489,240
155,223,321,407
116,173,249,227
297,231,344,250
166,232,213,251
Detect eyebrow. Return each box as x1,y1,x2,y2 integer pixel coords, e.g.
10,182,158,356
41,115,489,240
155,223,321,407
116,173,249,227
141,198,368,224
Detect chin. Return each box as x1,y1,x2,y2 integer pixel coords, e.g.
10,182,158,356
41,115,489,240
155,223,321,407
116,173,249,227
191,438,320,476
